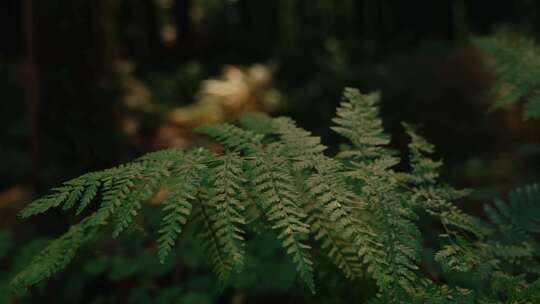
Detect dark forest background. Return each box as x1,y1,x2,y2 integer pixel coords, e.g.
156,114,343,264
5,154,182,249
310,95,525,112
1,1,540,303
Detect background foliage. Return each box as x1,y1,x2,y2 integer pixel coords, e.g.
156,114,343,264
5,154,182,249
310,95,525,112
1,0,540,303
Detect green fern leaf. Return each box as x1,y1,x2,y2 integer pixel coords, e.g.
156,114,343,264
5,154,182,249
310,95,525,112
157,151,208,263
250,143,315,292
331,88,390,152
194,186,234,286
206,152,246,271
299,161,364,279
239,112,274,135
112,159,172,237
20,172,101,218
403,123,486,239
195,123,263,153
332,88,421,297
10,222,92,293
14,85,540,302
474,31,540,120
271,116,327,169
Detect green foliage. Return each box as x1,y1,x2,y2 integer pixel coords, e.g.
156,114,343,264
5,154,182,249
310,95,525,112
157,150,206,263
10,224,88,293
0,231,14,304
332,89,420,300
11,87,540,303
474,31,540,119
485,184,540,236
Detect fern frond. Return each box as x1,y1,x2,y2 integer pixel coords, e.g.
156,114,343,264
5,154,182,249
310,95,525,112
371,192,421,296
403,123,486,239
271,116,327,169
239,112,274,135
238,157,269,235
250,143,315,292
112,159,172,237
135,148,185,162
206,152,246,271
195,123,263,153
269,113,367,279
74,174,101,215
504,184,540,234
194,186,234,286
489,242,536,265
402,123,442,184
474,32,540,119
332,88,400,185
157,151,208,263
20,172,101,218
524,98,540,118
14,159,178,290
10,222,92,293
475,184,540,277
89,163,148,227
483,184,540,248
14,85,540,302
435,242,479,273
331,88,391,155
304,155,365,278
411,279,476,304
332,88,421,297
490,272,540,303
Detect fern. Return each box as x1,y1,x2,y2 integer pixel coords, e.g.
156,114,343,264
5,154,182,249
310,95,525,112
113,158,172,237
474,31,540,119
206,151,246,271
11,87,540,303
333,88,421,300
10,217,97,294
270,114,364,279
20,172,101,218
431,184,540,302
402,122,486,239
157,150,207,263
194,185,235,285
250,143,315,292
304,155,364,279
195,123,263,152
482,184,540,275
486,184,540,235
271,116,327,169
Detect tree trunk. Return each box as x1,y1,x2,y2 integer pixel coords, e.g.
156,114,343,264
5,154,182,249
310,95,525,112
23,0,40,193
174,0,193,59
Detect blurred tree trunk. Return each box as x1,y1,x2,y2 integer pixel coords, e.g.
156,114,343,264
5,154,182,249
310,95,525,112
238,0,252,29
174,0,193,59
93,0,117,77
23,0,41,193
0,0,23,56
358,0,378,40
88,0,126,164
32,0,127,189
142,0,162,59
452,0,469,41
